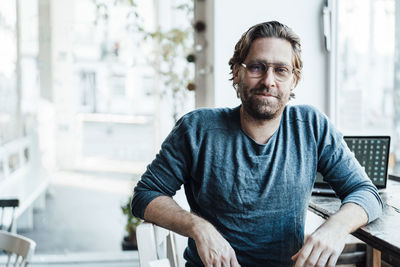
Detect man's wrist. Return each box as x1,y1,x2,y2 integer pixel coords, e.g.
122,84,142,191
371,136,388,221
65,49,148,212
189,215,215,241
323,202,368,236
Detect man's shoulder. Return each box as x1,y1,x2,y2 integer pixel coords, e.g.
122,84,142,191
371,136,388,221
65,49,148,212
285,104,327,122
285,104,322,115
179,106,239,128
185,106,238,117
167,107,239,140
284,104,341,145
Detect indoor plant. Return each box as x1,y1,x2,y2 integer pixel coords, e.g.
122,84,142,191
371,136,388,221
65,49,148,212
121,196,142,250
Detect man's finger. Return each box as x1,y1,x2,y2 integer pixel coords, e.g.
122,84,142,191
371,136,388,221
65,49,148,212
291,250,300,261
293,243,313,267
220,252,230,267
315,249,330,267
230,251,241,267
303,247,323,267
212,257,221,267
326,251,340,267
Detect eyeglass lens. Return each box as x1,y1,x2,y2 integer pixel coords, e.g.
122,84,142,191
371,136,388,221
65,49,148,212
242,62,293,82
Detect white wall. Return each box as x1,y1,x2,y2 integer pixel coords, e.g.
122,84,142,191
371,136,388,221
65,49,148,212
212,0,329,114
38,0,79,170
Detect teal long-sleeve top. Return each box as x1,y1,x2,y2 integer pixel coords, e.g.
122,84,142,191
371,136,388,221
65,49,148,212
132,105,383,266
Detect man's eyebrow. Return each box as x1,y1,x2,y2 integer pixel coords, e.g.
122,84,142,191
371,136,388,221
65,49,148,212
247,59,291,66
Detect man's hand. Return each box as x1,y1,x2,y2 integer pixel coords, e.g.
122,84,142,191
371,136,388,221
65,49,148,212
144,196,240,266
291,203,368,267
193,221,241,267
291,223,347,267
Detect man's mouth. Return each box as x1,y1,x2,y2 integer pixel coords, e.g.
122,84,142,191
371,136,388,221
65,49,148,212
254,91,278,98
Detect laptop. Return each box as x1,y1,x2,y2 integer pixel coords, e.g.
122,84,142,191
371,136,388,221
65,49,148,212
312,136,391,196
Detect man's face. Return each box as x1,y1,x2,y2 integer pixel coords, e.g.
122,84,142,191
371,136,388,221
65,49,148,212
235,37,297,121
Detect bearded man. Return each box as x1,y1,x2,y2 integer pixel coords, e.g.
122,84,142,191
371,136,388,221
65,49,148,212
131,21,382,267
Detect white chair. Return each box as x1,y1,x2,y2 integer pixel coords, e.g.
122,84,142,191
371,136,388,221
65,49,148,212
0,230,36,267
136,222,187,267
136,189,189,267
136,191,190,267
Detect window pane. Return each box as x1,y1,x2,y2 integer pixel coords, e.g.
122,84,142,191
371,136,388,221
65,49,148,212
337,0,399,172
338,0,394,133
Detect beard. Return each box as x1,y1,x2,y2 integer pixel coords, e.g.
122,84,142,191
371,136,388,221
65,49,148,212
238,79,288,121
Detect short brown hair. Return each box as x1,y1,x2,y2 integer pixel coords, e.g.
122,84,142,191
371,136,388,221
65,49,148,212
229,21,303,98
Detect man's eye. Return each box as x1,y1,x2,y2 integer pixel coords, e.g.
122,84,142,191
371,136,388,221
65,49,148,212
248,64,264,72
275,67,289,73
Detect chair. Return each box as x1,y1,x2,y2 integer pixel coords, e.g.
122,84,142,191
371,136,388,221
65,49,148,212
136,189,189,267
136,222,187,267
0,230,36,266
0,199,19,232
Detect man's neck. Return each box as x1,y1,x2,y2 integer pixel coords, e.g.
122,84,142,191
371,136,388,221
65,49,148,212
239,106,283,145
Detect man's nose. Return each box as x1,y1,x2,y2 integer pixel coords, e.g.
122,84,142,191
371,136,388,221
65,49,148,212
261,67,276,87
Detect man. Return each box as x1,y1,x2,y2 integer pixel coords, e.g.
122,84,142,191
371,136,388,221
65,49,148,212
132,21,383,266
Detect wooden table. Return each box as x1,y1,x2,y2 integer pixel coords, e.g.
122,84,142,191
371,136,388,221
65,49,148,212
309,178,400,266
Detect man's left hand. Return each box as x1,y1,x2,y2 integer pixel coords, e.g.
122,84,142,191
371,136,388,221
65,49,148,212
292,202,369,267
291,222,347,267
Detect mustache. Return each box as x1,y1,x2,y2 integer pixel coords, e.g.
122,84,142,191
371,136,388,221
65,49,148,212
249,86,280,99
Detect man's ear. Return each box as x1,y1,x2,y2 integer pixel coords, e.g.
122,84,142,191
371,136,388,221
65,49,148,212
233,64,239,84
291,75,298,90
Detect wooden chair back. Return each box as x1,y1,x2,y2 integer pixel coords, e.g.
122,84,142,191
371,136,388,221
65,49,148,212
136,222,187,267
0,230,36,267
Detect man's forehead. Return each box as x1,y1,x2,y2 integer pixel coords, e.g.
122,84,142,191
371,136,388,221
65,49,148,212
246,37,293,64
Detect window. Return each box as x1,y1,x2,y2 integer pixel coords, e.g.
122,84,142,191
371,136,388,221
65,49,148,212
336,0,399,171
79,71,97,112
0,0,18,144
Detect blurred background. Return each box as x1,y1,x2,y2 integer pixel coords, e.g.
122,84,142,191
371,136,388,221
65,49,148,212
1,0,400,265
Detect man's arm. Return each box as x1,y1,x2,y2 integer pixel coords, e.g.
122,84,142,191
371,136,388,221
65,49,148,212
292,202,368,267
144,195,241,267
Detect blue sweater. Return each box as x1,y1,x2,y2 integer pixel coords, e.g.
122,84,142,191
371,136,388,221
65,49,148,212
132,105,383,266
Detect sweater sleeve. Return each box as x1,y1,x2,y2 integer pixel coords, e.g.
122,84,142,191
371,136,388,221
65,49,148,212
131,116,194,219
316,116,383,223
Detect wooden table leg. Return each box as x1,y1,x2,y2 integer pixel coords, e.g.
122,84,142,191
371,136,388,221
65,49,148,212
366,245,381,267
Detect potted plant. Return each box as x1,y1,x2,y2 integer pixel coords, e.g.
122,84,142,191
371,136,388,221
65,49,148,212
121,196,142,250
93,0,194,123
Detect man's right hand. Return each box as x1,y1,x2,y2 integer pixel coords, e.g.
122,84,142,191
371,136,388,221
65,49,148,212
144,196,240,266
193,220,241,267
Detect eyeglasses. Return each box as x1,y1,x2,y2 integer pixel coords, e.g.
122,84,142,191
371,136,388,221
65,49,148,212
241,62,294,82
